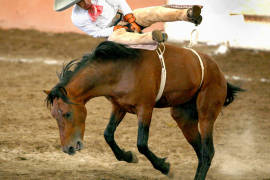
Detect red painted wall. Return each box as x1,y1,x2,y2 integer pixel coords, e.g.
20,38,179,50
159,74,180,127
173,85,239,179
0,0,165,33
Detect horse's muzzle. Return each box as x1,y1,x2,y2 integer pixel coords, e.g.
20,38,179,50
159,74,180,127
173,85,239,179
63,140,83,155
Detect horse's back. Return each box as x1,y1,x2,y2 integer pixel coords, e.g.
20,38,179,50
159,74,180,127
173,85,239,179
139,44,226,107
110,43,226,108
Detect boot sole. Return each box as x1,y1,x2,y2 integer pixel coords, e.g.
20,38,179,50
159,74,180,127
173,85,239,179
152,30,167,43
191,5,201,18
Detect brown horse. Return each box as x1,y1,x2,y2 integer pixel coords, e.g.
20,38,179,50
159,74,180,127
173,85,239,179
44,41,243,180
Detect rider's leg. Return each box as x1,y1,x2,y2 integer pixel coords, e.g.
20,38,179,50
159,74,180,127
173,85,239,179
133,6,202,27
108,28,167,45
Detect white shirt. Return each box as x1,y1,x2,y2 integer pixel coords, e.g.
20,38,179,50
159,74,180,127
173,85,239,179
71,0,132,38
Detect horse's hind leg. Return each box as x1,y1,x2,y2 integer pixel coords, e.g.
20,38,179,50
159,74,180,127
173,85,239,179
171,83,226,180
170,99,203,179
104,103,138,163
195,84,226,180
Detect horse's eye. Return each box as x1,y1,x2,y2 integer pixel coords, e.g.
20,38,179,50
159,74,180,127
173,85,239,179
63,112,72,119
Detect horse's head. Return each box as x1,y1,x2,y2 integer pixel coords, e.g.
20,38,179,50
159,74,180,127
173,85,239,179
44,88,87,155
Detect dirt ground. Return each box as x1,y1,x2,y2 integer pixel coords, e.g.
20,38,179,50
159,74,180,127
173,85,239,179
0,28,270,180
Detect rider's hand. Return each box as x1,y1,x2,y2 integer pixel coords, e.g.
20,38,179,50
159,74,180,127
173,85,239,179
124,13,141,33
129,22,141,33
113,25,129,31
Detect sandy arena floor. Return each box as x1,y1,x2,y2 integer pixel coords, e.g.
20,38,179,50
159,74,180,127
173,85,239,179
0,29,270,180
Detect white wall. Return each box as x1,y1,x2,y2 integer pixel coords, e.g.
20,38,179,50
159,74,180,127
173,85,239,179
166,0,270,50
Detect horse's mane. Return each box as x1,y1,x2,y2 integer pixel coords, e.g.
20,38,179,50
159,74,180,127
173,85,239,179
93,41,140,60
46,41,140,107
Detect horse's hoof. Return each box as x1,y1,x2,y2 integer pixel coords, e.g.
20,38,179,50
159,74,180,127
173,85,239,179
129,151,139,163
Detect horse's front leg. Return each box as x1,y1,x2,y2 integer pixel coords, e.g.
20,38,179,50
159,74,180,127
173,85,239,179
104,104,138,163
136,106,171,175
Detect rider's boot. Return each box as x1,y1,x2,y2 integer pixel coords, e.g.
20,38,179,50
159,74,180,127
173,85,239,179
152,30,168,43
187,5,202,26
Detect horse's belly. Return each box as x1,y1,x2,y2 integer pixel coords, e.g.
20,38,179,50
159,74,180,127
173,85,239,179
155,90,197,108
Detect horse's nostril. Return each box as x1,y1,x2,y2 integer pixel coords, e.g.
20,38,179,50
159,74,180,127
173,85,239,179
76,141,83,150
68,146,75,155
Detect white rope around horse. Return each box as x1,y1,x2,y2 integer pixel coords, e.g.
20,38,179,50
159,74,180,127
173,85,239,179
154,29,203,102
155,43,167,102
184,28,204,88
184,47,204,88
188,28,199,48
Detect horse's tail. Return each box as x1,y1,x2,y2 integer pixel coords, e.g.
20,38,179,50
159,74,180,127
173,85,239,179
224,82,245,107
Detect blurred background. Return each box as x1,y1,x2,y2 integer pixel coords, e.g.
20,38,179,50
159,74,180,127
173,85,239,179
0,0,269,180
1,0,270,49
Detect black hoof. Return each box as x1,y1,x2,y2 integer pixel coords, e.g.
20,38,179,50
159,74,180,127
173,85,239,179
118,150,139,163
125,151,138,163
154,157,170,175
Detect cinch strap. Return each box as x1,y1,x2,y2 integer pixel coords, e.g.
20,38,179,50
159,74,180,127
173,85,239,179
155,43,167,102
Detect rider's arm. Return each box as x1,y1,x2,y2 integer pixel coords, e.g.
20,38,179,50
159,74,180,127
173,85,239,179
116,0,132,15
113,0,141,33
72,18,114,37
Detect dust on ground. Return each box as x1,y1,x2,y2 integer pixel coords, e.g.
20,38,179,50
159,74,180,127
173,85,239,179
0,28,270,180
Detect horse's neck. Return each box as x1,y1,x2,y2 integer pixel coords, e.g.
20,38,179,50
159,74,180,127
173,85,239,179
65,63,119,103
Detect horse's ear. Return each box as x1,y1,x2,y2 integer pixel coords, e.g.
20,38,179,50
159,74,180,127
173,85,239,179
43,90,51,95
